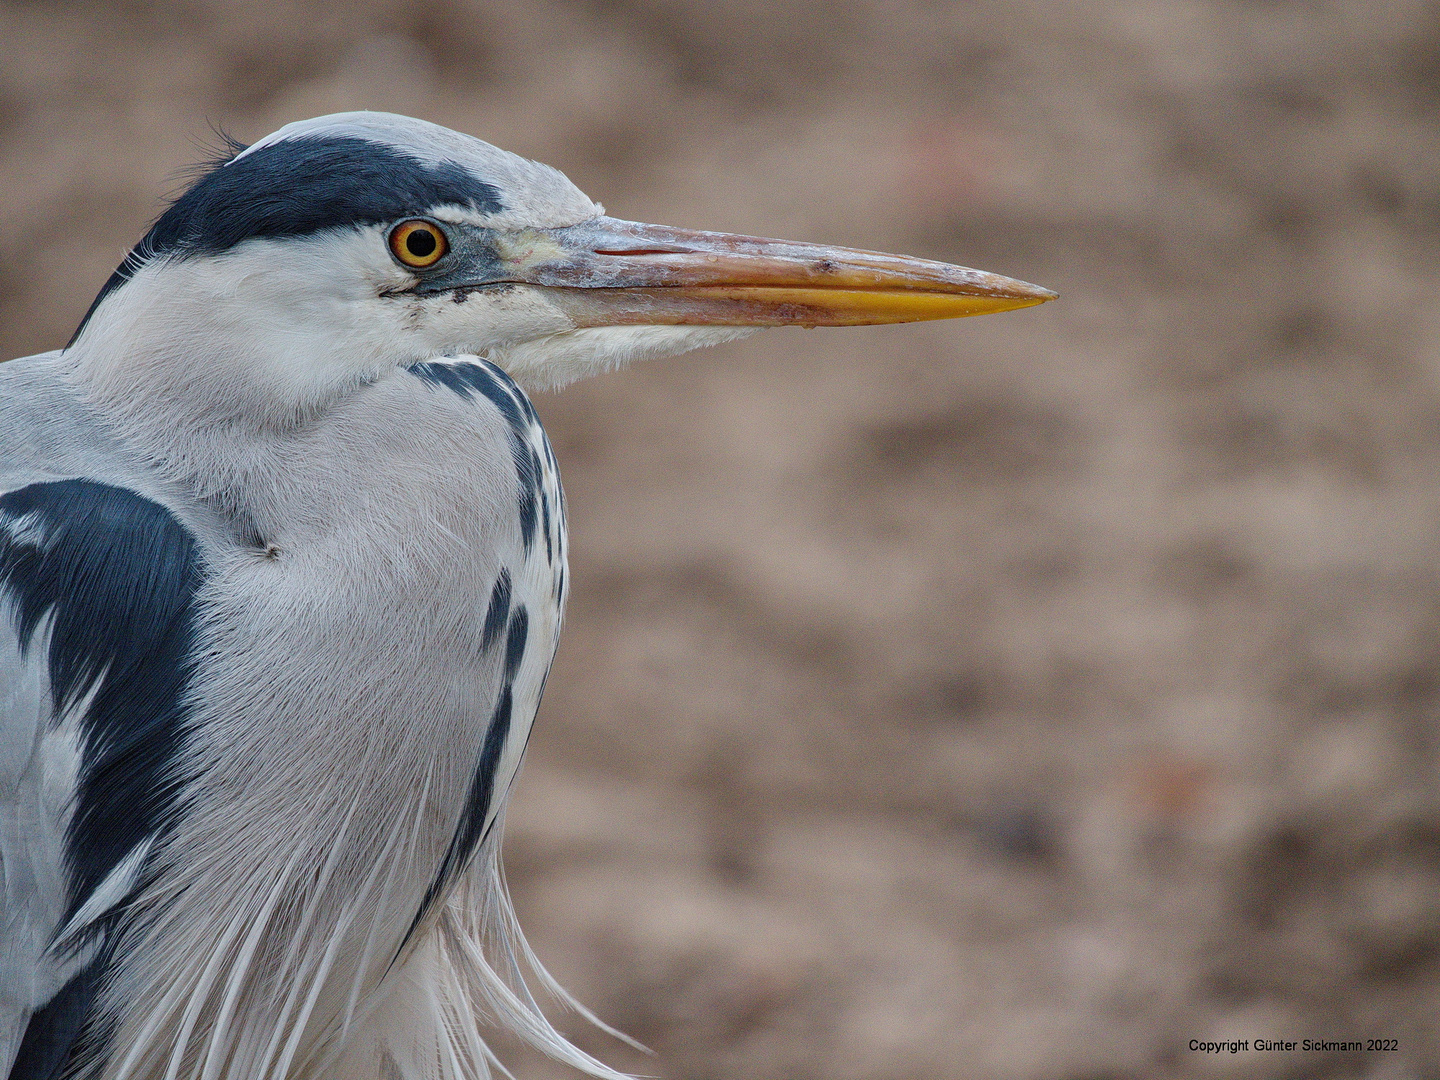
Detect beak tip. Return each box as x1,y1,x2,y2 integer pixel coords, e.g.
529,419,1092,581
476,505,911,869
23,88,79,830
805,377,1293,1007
1006,277,1057,304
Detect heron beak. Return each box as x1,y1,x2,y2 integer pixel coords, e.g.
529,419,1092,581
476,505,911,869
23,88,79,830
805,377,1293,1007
497,217,1055,327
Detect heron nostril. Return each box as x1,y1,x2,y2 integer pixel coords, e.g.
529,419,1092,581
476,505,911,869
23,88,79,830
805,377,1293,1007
591,247,694,256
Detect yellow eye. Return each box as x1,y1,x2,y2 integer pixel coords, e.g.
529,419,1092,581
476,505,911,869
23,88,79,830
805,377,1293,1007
389,220,449,269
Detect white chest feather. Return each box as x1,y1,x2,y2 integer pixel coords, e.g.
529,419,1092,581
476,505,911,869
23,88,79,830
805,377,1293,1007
88,358,574,1080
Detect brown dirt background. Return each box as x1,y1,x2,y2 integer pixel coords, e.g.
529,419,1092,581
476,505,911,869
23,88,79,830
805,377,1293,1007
2,1,1439,1077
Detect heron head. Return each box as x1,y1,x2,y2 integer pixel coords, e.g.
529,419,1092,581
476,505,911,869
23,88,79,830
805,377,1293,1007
68,112,1052,422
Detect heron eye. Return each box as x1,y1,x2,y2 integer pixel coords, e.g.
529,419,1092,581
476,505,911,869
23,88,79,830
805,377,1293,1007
389,220,449,269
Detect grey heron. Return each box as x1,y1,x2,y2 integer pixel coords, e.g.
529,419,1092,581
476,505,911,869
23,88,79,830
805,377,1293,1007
0,112,1053,1080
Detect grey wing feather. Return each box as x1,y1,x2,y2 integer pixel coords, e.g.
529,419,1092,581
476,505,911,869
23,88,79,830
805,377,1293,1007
0,504,79,1080
0,353,210,1080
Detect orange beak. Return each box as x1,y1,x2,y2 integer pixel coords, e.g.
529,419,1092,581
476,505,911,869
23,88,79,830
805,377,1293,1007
493,217,1055,328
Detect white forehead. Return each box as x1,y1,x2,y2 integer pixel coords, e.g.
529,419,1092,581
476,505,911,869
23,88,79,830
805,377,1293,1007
240,111,602,229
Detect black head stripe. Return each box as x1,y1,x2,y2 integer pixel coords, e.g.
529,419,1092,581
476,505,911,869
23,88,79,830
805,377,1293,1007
69,135,506,346
148,135,503,258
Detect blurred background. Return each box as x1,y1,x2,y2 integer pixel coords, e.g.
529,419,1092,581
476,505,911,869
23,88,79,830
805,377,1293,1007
2,1,1438,1076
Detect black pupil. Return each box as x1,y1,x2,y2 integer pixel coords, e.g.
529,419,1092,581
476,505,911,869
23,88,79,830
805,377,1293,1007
405,228,438,258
